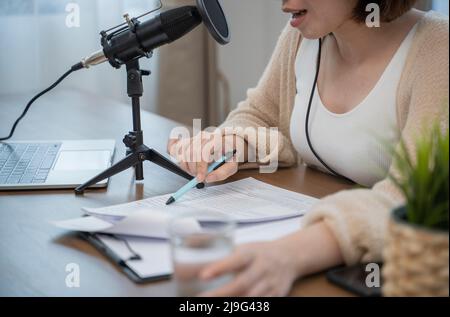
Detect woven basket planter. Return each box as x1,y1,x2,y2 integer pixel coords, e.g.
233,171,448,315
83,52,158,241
382,206,449,297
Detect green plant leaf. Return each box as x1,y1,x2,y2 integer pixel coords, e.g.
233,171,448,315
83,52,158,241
388,122,449,231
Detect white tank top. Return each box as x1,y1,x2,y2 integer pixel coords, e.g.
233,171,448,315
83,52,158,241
290,25,417,187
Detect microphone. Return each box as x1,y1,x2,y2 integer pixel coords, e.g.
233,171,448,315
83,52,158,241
81,6,202,69
2,0,230,142
80,0,231,69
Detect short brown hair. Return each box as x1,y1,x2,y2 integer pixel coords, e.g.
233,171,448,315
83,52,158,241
353,0,417,23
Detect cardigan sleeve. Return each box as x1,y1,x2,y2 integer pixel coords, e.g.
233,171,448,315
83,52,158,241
302,16,449,265
219,24,299,169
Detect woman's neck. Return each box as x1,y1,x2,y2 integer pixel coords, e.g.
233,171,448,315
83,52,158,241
331,9,424,65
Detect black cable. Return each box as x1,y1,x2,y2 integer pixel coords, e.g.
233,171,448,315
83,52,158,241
0,62,84,141
305,38,354,183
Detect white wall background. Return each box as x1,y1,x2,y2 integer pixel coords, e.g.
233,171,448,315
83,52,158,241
0,0,160,111
217,0,289,112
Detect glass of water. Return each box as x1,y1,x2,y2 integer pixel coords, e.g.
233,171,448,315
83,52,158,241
168,210,236,297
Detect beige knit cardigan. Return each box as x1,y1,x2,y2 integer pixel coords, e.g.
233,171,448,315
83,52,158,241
220,11,449,265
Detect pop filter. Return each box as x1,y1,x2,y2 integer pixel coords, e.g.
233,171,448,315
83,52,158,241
196,0,230,45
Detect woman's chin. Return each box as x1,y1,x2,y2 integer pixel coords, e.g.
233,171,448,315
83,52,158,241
296,28,322,40
293,24,328,40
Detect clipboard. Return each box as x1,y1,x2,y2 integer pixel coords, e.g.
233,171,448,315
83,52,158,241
79,232,172,284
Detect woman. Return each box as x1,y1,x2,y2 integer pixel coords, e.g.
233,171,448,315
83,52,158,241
167,0,449,296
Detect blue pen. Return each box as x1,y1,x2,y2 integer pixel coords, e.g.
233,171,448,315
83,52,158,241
165,150,237,205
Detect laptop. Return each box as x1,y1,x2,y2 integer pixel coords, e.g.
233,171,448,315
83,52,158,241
0,140,115,190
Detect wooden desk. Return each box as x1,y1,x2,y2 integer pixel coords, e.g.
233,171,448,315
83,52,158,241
0,90,354,296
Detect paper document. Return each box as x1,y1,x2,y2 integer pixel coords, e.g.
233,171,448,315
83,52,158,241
84,178,318,222
95,217,304,279
53,178,318,238
52,210,201,239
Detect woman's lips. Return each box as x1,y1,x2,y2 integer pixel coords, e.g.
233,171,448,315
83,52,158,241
290,10,307,28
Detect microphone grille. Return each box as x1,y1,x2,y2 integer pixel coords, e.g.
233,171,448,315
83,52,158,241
160,6,202,41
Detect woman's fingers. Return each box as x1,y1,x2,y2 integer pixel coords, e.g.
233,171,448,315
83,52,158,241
169,138,188,162
169,132,238,181
196,160,209,182
205,161,238,183
168,139,182,161
199,275,247,297
180,141,195,175
186,160,197,176
203,134,240,183
196,136,217,181
199,263,262,297
185,135,221,178
200,250,252,280
246,280,271,297
195,240,296,297
180,137,201,176
167,138,178,155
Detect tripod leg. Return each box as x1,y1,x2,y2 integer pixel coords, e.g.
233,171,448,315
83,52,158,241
135,162,144,180
75,152,141,195
147,149,205,189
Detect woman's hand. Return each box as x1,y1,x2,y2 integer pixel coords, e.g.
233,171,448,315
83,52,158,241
167,132,247,183
198,240,300,297
197,222,345,297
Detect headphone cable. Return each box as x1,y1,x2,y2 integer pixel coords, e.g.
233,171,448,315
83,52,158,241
304,38,354,183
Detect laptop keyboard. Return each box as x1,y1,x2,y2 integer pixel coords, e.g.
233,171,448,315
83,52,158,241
0,143,61,185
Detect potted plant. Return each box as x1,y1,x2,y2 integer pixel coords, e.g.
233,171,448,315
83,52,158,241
382,124,449,297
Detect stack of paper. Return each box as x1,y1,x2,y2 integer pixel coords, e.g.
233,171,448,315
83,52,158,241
52,178,319,280
53,178,318,239
93,217,305,280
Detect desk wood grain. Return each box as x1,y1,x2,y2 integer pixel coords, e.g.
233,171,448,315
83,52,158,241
0,90,354,296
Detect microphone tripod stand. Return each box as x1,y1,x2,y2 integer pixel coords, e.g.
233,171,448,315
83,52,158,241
75,59,204,194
